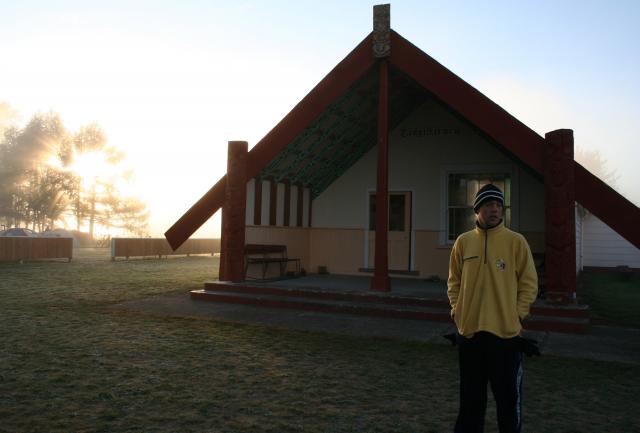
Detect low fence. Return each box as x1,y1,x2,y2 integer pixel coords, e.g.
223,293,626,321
0,237,73,262
111,238,220,260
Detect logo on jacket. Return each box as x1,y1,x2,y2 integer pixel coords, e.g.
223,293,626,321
496,259,506,271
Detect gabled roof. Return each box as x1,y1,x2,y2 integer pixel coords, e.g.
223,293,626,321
257,66,430,198
165,30,640,250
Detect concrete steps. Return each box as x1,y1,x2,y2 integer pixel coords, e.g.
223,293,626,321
192,282,590,333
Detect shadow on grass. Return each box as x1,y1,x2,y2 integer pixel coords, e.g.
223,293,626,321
1,253,639,432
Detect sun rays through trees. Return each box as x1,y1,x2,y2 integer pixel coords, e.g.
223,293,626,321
0,108,149,238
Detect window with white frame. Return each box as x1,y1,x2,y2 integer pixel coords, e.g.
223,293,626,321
447,173,511,242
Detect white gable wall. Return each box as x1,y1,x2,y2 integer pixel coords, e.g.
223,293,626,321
312,99,545,237
312,147,376,229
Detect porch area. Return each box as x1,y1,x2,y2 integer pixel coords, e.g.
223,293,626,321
191,274,590,333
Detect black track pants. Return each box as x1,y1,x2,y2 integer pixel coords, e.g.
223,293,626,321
454,332,523,433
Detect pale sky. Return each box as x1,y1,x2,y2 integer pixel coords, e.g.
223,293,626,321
1,0,638,237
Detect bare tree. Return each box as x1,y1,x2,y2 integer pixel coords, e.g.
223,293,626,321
23,167,74,231
111,197,150,237
575,147,619,187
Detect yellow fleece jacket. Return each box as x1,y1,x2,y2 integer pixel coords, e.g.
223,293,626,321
447,222,538,338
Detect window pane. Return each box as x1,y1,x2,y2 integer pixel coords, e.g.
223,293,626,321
466,179,478,205
450,175,472,206
449,207,475,240
493,180,505,195
447,172,512,241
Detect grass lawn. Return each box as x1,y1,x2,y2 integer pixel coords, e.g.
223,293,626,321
1,249,639,432
581,270,640,327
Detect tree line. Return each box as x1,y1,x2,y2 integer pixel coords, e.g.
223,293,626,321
0,110,148,239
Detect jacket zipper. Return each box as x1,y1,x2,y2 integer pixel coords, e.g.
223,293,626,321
484,228,488,264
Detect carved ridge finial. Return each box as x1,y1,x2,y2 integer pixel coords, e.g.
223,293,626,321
373,4,390,58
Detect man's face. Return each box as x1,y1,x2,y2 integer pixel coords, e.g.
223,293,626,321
476,199,503,229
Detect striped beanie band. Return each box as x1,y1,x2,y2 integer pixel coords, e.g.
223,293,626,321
473,184,504,213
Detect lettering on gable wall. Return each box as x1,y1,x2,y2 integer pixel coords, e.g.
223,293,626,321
400,127,461,138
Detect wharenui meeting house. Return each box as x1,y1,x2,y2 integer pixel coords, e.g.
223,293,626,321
165,5,639,331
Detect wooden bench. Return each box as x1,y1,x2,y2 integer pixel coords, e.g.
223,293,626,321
244,244,300,280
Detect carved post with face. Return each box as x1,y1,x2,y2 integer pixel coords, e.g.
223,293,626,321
220,141,248,282
544,129,576,303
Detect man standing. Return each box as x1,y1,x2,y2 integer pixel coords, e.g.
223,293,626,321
448,183,538,433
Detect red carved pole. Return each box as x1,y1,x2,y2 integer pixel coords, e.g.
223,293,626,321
371,59,391,292
544,129,576,303
219,141,247,282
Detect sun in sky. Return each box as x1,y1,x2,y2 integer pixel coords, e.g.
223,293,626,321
68,151,113,188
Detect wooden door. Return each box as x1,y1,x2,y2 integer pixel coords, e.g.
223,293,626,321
368,191,412,270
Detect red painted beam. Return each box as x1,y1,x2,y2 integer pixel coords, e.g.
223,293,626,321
575,162,640,248
389,31,545,175
164,176,226,251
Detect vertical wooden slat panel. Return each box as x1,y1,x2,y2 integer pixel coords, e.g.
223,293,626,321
297,185,304,227
284,182,291,227
308,193,313,227
254,179,262,225
269,180,277,226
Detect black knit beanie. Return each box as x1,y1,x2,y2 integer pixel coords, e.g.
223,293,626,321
473,184,504,213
